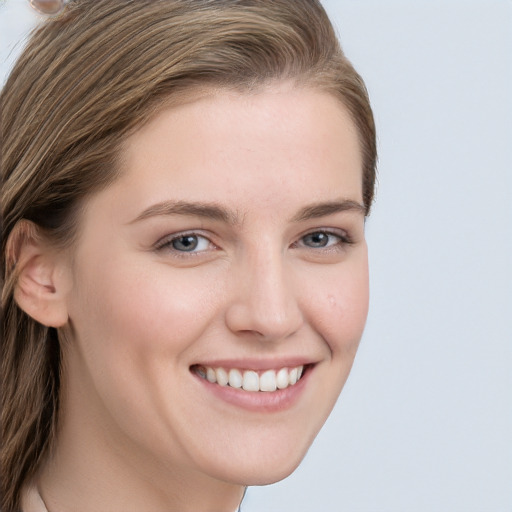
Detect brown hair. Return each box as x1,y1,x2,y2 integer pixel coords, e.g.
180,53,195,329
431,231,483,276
0,1,376,509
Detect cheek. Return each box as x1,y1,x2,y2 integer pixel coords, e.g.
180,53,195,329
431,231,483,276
65,258,226,438
305,256,369,356
74,261,222,360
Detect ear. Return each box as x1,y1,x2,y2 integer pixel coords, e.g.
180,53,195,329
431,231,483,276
8,220,71,328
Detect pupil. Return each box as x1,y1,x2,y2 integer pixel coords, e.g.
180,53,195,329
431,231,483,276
172,235,198,251
308,232,328,247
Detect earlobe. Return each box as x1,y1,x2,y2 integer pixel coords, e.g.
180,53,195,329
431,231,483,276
8,220,70,328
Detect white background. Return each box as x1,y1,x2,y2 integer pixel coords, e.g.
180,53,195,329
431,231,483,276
1,1,511,510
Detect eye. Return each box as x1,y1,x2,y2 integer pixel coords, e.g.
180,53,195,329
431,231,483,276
156,233,213,254
299,231,348,249
171,234,207,252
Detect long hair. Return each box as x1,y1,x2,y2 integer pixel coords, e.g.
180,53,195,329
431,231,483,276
0,1,376,509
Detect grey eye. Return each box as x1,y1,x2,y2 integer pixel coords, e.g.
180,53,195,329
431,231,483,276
302,232,333,248
171,235,200,252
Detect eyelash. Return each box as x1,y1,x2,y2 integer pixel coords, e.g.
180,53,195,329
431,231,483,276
154,231,215,256
154,229,353,256
293,230,353,251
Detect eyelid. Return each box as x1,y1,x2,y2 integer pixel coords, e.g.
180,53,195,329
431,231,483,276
154,230,217,254
294,228,354,247
152,227,355,256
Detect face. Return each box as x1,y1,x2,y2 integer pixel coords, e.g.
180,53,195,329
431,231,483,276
60,83,369,491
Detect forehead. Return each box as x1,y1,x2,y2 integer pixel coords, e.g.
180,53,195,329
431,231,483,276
84,84,363,227
123,81,361,164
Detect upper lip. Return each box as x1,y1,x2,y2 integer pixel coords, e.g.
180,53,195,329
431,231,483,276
191,357,317,371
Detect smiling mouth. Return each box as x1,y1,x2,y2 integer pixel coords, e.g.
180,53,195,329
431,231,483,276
191,364,309,393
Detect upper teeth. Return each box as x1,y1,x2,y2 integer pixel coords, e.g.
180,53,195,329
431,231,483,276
195,365,305,392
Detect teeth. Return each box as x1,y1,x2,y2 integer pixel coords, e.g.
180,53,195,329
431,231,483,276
195,365,305,392
242,370,259,392
259,370,277,392
228,368,243,388
206,367,216,383
276,368,289,389
216,367,229,386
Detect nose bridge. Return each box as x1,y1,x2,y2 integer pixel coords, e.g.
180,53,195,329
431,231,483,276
226,241,303,340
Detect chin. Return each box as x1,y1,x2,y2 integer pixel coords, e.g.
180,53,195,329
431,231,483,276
241,459,304,486
202,436,313,487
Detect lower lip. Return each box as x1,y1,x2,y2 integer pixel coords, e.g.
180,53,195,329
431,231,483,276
192,366,313,413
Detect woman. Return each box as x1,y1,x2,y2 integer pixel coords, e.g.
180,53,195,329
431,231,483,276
0,1,376,510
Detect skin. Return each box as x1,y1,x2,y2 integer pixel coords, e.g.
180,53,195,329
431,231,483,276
29,83,369,511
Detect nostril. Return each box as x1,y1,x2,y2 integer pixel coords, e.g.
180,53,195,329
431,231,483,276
225,296,303,342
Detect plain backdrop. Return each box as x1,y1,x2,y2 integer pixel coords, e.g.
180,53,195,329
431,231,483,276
1,1,511,511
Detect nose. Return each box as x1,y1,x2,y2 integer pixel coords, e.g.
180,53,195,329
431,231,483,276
225,248,304,342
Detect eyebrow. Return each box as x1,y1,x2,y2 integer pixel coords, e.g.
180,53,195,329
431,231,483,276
290,199,366,222
129,198,365,225
129,200,242,225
